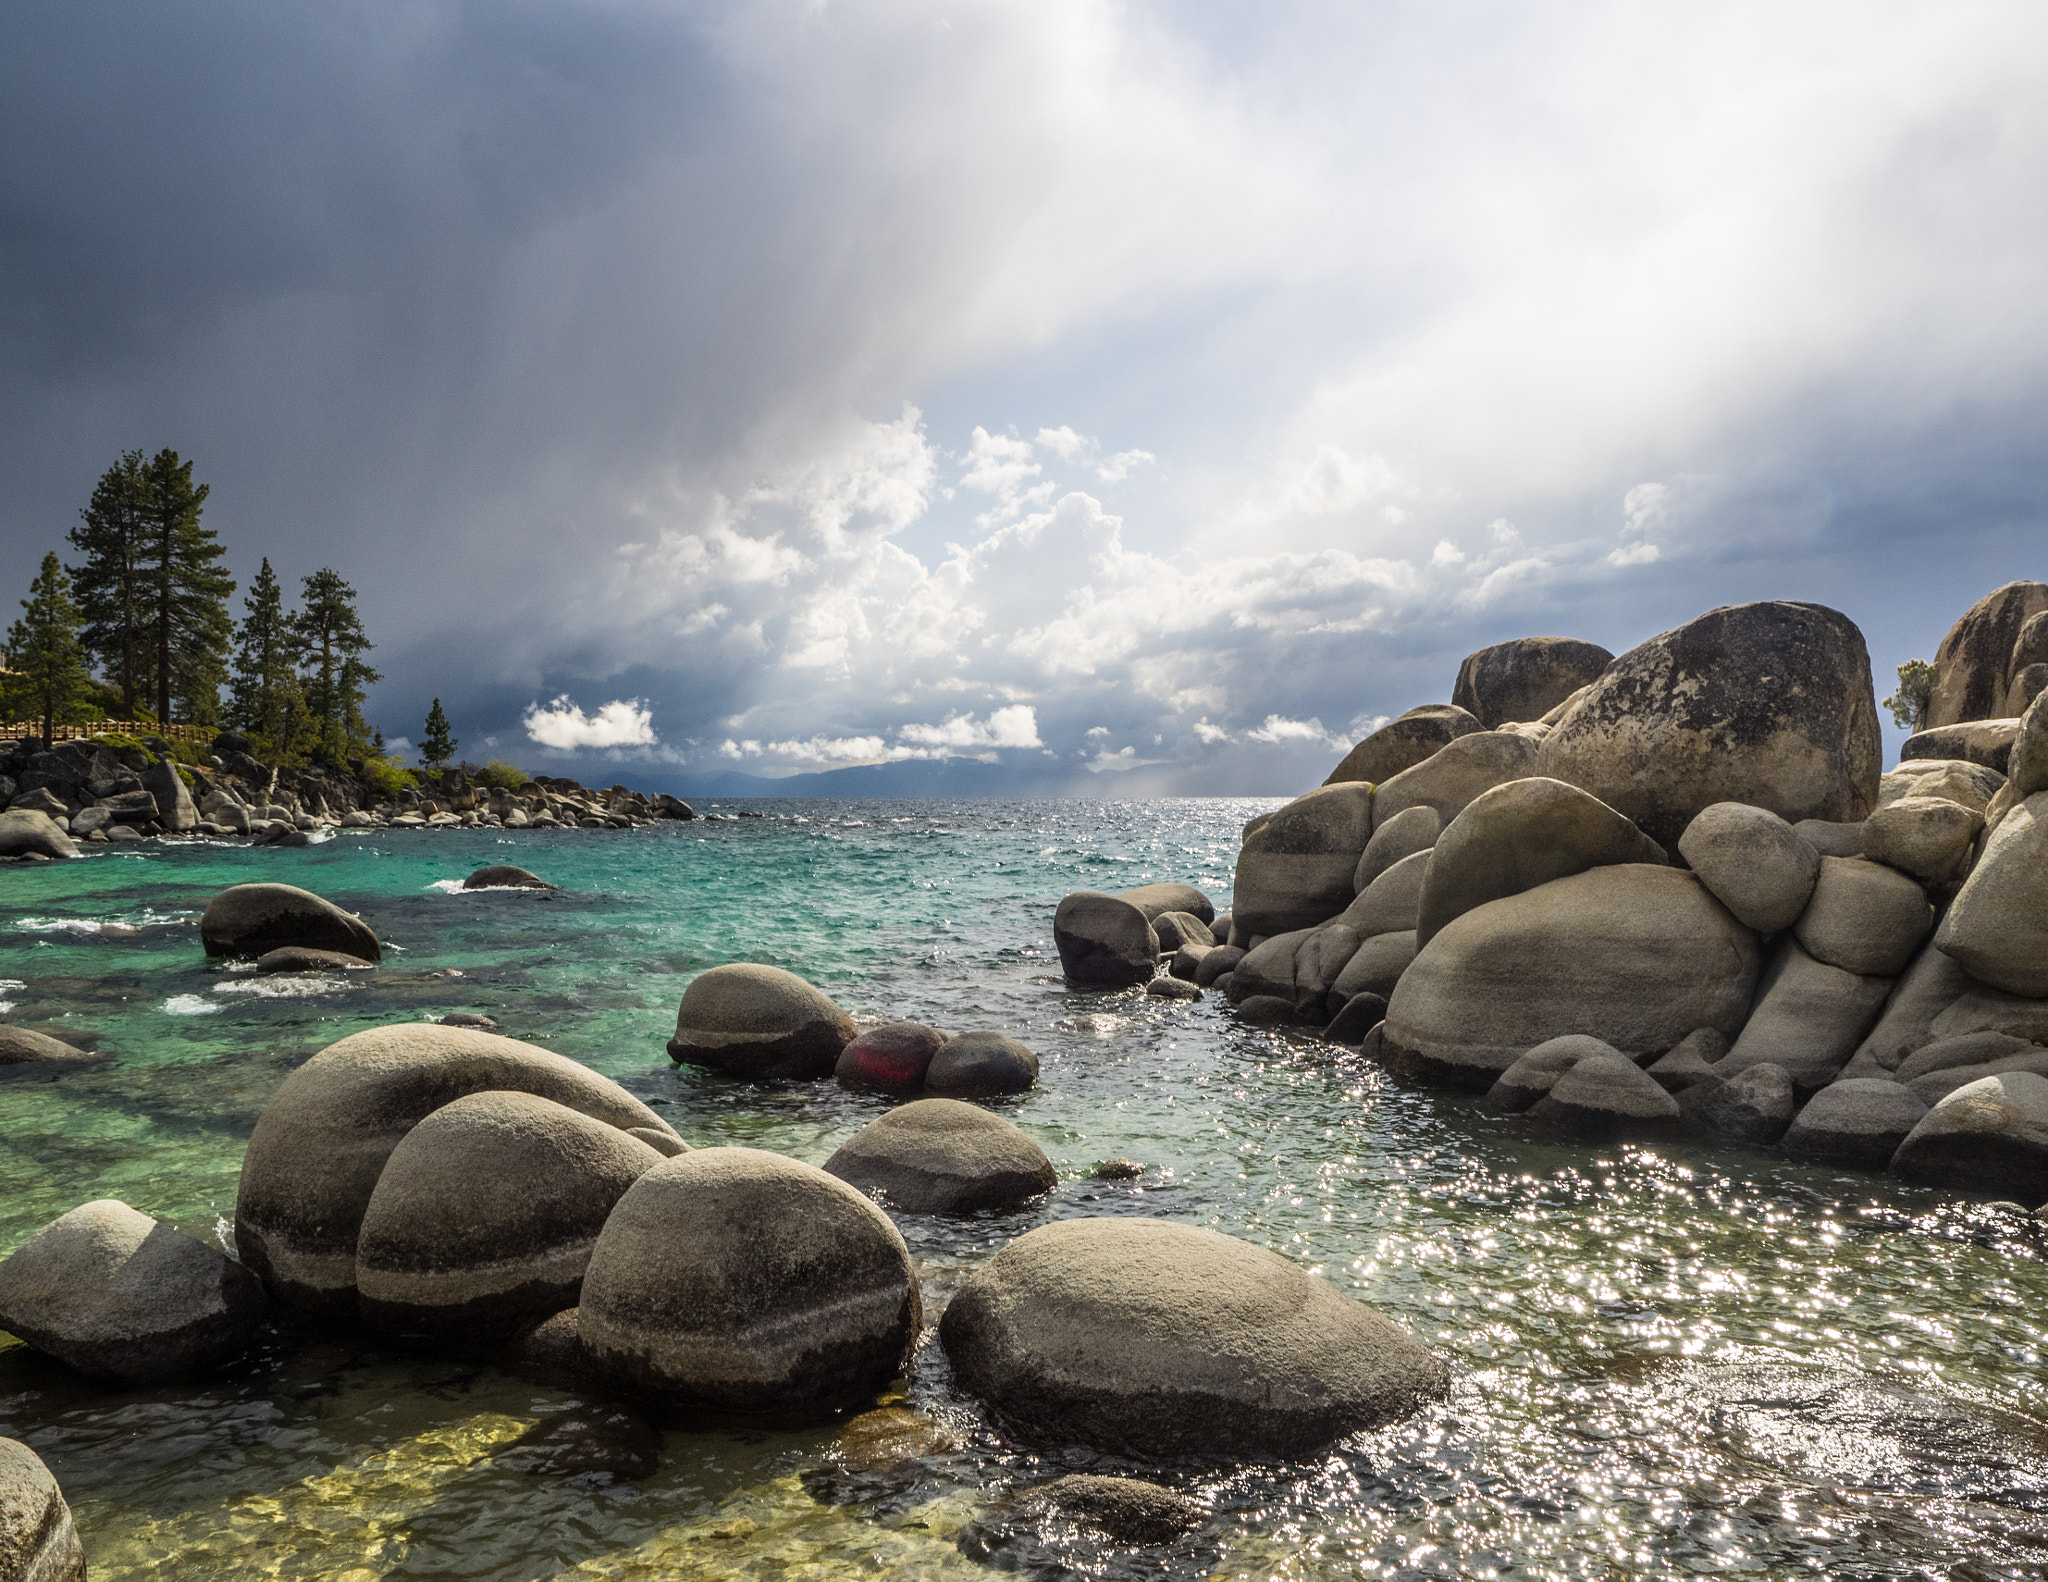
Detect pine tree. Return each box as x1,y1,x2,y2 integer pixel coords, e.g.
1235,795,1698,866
420,698,456,769
136,449,234,725
290,568,379,761
228,558,300,741
6,552,88,745
67,450,154,717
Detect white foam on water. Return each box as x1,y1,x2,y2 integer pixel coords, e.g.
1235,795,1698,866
12,917,105,935
0,980,24,992
426,879,465,894
212,974,348,999
162,995,222,1016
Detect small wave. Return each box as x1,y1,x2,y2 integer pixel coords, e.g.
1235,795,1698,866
162,995,223,1016
0,1003,14,1016
0,980,23,993
213,974,349,999
426,879,466,894
12,917,107,936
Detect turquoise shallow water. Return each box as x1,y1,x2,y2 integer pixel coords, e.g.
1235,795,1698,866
4,798,2048,1580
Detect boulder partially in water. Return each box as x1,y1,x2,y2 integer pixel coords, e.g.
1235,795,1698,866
255,945,375,974
1680,1063,1796,1145
1782,1080,1929,1168
0,809,78,860
0,1436,85,1582
825,1098,1055,1213
925,1032,1039,1097
834,1023,948,1094
1115,883,1215,927
1891,1071,2048,1199
1528,1050,1682,1135
939,1217,1447,1456
0,1199,268,1385
580,1148,921,1416
235,1023,677,1312
1714,940,1892,1095
1053,893,1160,989
0,1026,97,1071
1231,784,1374,938
355,1090,669,1347
461,865,558,891
200,882,381,961
666,963,857,1079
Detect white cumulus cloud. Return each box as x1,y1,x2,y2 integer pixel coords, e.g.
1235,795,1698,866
524,697,658,751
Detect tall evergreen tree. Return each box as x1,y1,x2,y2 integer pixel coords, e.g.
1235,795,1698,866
228,558,298,738
67,450,153,716
136,449,234,724
290,568,379,760
6,552,88,744
420,698,456,768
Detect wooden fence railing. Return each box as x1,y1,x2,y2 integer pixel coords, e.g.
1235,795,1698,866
0,720,217,747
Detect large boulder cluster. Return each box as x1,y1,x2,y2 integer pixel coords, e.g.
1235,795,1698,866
1194,594,2048,1205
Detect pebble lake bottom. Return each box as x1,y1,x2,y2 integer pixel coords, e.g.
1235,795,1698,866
3,798,2048,1581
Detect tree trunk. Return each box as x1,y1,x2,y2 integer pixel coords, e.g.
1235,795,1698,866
157,521,172,725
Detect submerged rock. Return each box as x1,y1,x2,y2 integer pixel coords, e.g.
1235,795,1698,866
825,1098,1055,1213
461,865,558,891
1529,1050,1681,1135
255,945,375,974
580,1148,922,1416
0,1199,268,1385
0,1026,97,1070
938,1217,1446,1456
493,1404,662,1482
1485,1034,1614,1114
666,963,857,1079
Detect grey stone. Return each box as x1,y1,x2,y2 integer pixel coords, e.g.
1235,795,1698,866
354,1090,666,1347
1782,1080,1929,1168
1907,1051,2048,1107
1339,850,1431,938
580,1147,922,1415
1860,796,1983,882
1054,892,1162,989
1717,939,1891,1094
1839,940,1973,1078
1794,819,1866,858
1227,928,1315,1006
1353,804,1439,893
1646,1029,1727,1093
2006,689,2048,798
140,755,196,832
937,1217,1447,1456
1321,993,1388,1046
1891,1071,2048,1199
234,1023,676,1312
1929,983,2048,1045
1383,865,1758,1089
926,1032,1039,1096
0,810,77,860
1291,923,1365,1008
1452,635,1614,728
1901,720,2021,775
200,882,380,961
1148,910,1214,954
1324,704,1482,786
1193,946,1244,987
1485,1034,1615,1113
1371,731,1543,829
1933,790,2048,996
666,963,857,1078
1793,857,1932,977
1677,802,1821,934
1536,600,1881,847
1168,940,1212,981
1529,1051,1682,1133
1923,581,2048,729
1893,1031,2039,1083
2006,611,2048,712
461,865,557,890
1328,929,1418,1003
1877,759,2005,813
1235,994,1300,1026
1145,976,1200,1001
824,1098,1056,1213
0,1199,268,1384
0,1437,85,1582
1116,883,1215,926
1232,784,1374,937
1415,776,1662,947
1000,1474,1204,1546
2015,661,2048,717
493,1402,662,1482
1681,1063,1795,1144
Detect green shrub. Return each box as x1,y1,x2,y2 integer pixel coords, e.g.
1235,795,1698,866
476,759,531,790
360,755,418,799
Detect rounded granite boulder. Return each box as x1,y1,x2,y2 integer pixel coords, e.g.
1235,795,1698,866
0,1199,269,1385
255,945,376,974
834,1022,949,1094
824,1098,1056,1213
234,1023,678,1312
355,1090,671,1346
1383,865,1759,1089
0,1437,85,1582
1115,883,1215,927
1053,893,1160,989
938,1217,1447,1457
0,1026,98,1072
579,1147,922,1416
1676,802,1822,935
1792,857,1933,978
666,963,857,1079
926,1032,1040,1097
1781,1080,1929,1168
1452,635,1615,729
1890,1071,2048,1199
200,882,381,962
1536,600,1882,848
1323,704,1483,787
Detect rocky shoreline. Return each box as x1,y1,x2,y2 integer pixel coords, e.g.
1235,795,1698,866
0,730,697,859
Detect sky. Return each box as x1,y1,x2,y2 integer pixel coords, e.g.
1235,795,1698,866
4,0,2046,794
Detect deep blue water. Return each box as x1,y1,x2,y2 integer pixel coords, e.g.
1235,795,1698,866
3,799,2048,1580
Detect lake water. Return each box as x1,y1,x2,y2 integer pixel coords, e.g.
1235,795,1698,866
4,799,2048,1580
